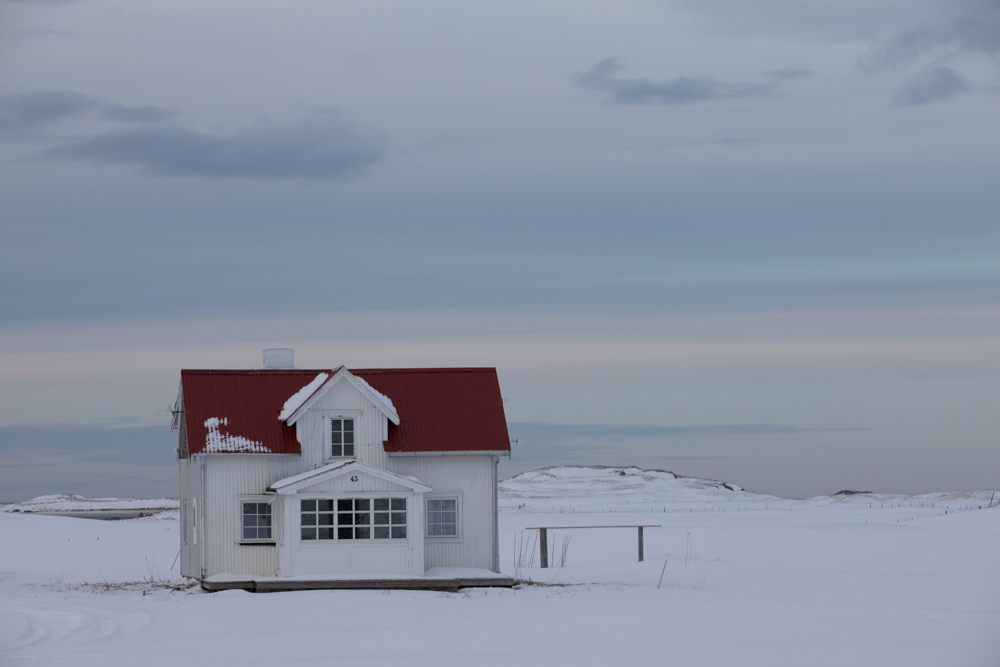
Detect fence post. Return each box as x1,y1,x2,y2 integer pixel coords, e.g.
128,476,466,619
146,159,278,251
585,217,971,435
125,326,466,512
539,528,548,568
638,526,644,562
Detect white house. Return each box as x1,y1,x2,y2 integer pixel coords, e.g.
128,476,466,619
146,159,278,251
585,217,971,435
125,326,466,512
172,350,511,585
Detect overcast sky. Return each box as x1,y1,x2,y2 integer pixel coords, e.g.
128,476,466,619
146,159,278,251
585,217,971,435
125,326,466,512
1,0,998,502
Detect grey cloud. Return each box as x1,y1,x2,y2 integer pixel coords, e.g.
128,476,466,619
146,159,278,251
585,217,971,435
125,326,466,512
577,58,771,105
0,90,98,132
766,68,814,79
862,17,1000,71
100,103,179,123
893,66,970,105
689,137,756,147
45,113,390,181
0,90,178,136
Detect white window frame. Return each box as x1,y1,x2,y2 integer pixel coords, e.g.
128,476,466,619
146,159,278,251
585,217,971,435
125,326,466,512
297,493,410,545
425,493,462,540
323,411,362,462
238,495,276,545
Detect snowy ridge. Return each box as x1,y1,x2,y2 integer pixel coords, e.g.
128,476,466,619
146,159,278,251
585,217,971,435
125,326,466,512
499,465,997,516
499,465,772,514
1,494,178,514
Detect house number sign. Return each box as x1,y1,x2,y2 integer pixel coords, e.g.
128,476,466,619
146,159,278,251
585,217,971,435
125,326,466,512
350,475,359,482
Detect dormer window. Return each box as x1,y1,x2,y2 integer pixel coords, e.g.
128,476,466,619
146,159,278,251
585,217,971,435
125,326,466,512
330,418,355,457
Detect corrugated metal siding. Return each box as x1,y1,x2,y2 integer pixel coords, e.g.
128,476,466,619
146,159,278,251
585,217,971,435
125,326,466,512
388,455,496,571
201,454,304,577
355,369,511,454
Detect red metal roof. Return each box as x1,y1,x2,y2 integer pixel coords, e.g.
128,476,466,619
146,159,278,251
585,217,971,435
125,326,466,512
181,368,510,455
354,368,510,453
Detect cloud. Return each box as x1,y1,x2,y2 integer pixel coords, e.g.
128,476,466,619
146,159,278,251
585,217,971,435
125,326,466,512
0,90,179,135
893,65,970,105
1,89,388,181
688,137,757,147
577,58,771,105
45,112,389,181
99,103,180,123
861,17,1000,71
766,68,814,80
0,90,99,132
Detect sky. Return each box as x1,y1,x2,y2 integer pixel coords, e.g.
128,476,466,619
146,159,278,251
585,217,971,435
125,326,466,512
1,0,998,502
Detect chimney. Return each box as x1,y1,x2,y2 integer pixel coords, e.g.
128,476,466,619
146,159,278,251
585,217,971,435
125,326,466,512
263,348,294,370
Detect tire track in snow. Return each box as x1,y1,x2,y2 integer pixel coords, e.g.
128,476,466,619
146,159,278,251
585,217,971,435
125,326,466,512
0,599,150,657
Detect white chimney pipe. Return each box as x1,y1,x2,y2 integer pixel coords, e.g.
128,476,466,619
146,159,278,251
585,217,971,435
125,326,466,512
263,348,294,370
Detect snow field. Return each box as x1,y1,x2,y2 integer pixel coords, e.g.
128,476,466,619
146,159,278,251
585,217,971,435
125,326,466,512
2,466,999,666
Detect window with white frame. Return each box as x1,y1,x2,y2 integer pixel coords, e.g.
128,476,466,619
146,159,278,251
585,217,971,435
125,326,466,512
300,497,406,541
329,418,355,457
426,498,458,537
242,501,273,542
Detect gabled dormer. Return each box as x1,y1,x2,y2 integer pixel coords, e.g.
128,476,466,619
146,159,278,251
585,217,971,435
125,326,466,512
278,366,400,468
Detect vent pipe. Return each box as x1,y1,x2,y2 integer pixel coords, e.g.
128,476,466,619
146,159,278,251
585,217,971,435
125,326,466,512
263,348,294,370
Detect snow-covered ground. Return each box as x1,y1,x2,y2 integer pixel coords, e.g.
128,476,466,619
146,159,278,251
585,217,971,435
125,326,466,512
2,466,998,665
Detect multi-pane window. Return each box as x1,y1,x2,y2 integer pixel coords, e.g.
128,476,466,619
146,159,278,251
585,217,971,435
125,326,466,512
300,497,406,540
427,498,458,537
330,418,355,457
337,498,371,539
374,498,407,539
300,499,335,540
242,502,272,541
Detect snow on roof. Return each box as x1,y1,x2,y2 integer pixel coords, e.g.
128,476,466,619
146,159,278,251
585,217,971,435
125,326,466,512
278,372,329,422
204,417,272,454
353,375,396,415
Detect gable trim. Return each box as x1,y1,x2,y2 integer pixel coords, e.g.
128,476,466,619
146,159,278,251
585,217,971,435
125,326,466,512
283,367,400,427
267,460,432,495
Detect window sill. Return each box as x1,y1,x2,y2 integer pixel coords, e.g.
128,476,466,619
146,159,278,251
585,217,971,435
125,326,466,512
426,536,463,542
322,457,357,465
298,540,409,547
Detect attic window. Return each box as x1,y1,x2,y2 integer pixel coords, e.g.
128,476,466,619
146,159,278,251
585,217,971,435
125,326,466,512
330,418,355,457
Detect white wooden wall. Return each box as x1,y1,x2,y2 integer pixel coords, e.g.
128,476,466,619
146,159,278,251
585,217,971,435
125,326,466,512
293,379,391,469
198,454,304,578
388,455,498,572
